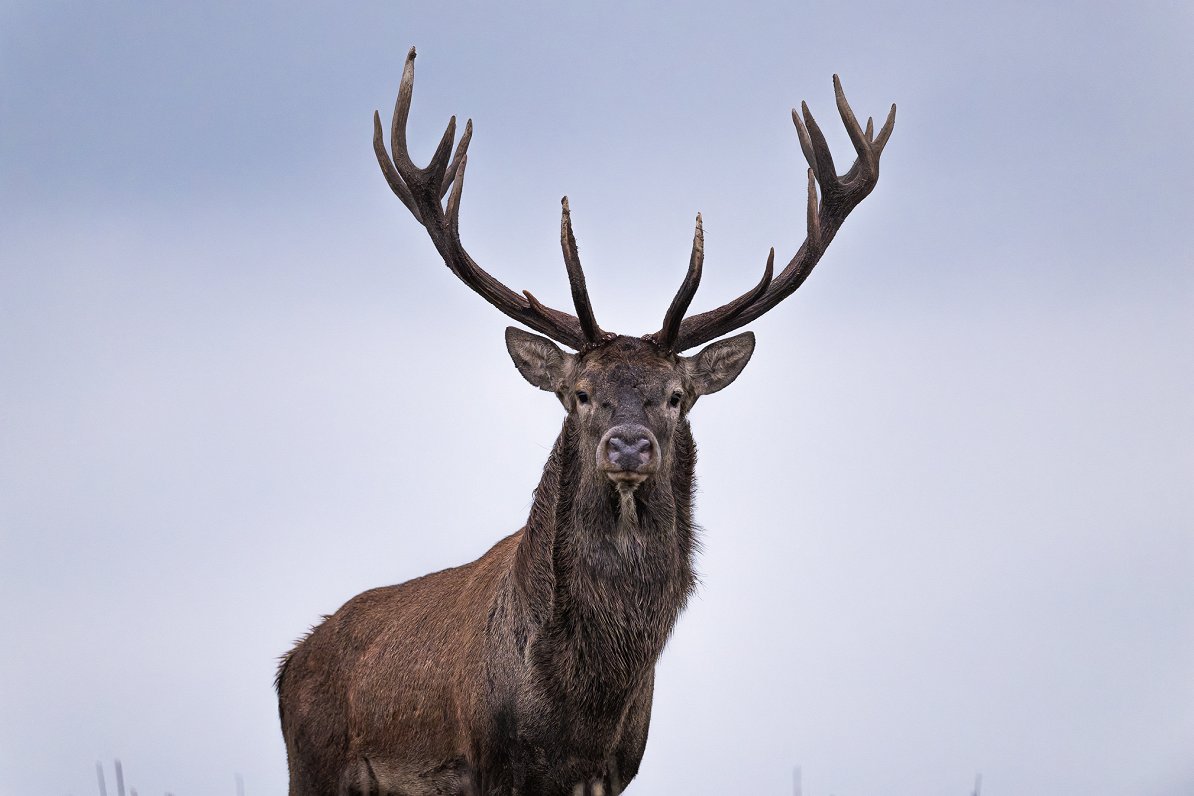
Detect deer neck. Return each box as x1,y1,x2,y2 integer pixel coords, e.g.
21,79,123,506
514,416,698,701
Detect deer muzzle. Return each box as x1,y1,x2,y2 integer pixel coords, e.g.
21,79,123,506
597,424,660,486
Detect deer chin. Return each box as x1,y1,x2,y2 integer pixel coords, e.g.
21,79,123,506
604,470,651,491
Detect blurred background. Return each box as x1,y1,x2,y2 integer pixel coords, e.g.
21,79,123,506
2,2,1191,794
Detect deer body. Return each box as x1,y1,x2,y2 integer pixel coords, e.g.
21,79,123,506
278,47,894,795
279,338,706,794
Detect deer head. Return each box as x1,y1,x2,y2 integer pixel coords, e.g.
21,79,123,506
372,47,895,494
506,329,754,493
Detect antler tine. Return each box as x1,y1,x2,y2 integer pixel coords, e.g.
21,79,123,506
798,101,840,192
657,214,704,351
833,74,875,179
445,153,467,240
426,116,459,192
374,48,597,351
874,103,897,153
389,47,418,177
791,108,816,178
373,111,419,219
440,119,473,199
560,197,605,346
656,77,895,352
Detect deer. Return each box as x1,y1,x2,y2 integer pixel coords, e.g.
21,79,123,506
276,47,895,796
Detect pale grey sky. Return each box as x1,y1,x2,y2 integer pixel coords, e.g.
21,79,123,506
2,2,1192,795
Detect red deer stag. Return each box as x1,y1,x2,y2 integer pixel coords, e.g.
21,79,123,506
277,47,895,796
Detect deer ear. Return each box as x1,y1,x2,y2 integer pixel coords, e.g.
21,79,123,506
505,327,572,392
684,332,755,396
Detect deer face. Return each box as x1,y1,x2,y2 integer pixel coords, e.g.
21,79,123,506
506,329,755,490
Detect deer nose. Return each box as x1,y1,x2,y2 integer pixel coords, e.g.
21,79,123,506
609,435,651,468
598,425,660,478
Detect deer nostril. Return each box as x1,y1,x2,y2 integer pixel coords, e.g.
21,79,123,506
607,435,652,468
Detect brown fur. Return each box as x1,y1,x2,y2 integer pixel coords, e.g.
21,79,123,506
277,335,753,795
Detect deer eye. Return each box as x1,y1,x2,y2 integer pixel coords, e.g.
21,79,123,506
669,391,683,408
575,390,590,405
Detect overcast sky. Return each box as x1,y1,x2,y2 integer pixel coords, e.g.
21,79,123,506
2,2,1192,795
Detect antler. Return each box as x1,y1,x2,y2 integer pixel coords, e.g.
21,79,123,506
653,75,896,352
374,47,610,351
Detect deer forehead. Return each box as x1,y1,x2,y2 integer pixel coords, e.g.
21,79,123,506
572,340,680,391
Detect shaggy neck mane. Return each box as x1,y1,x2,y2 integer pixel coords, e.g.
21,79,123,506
513,414,698,702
